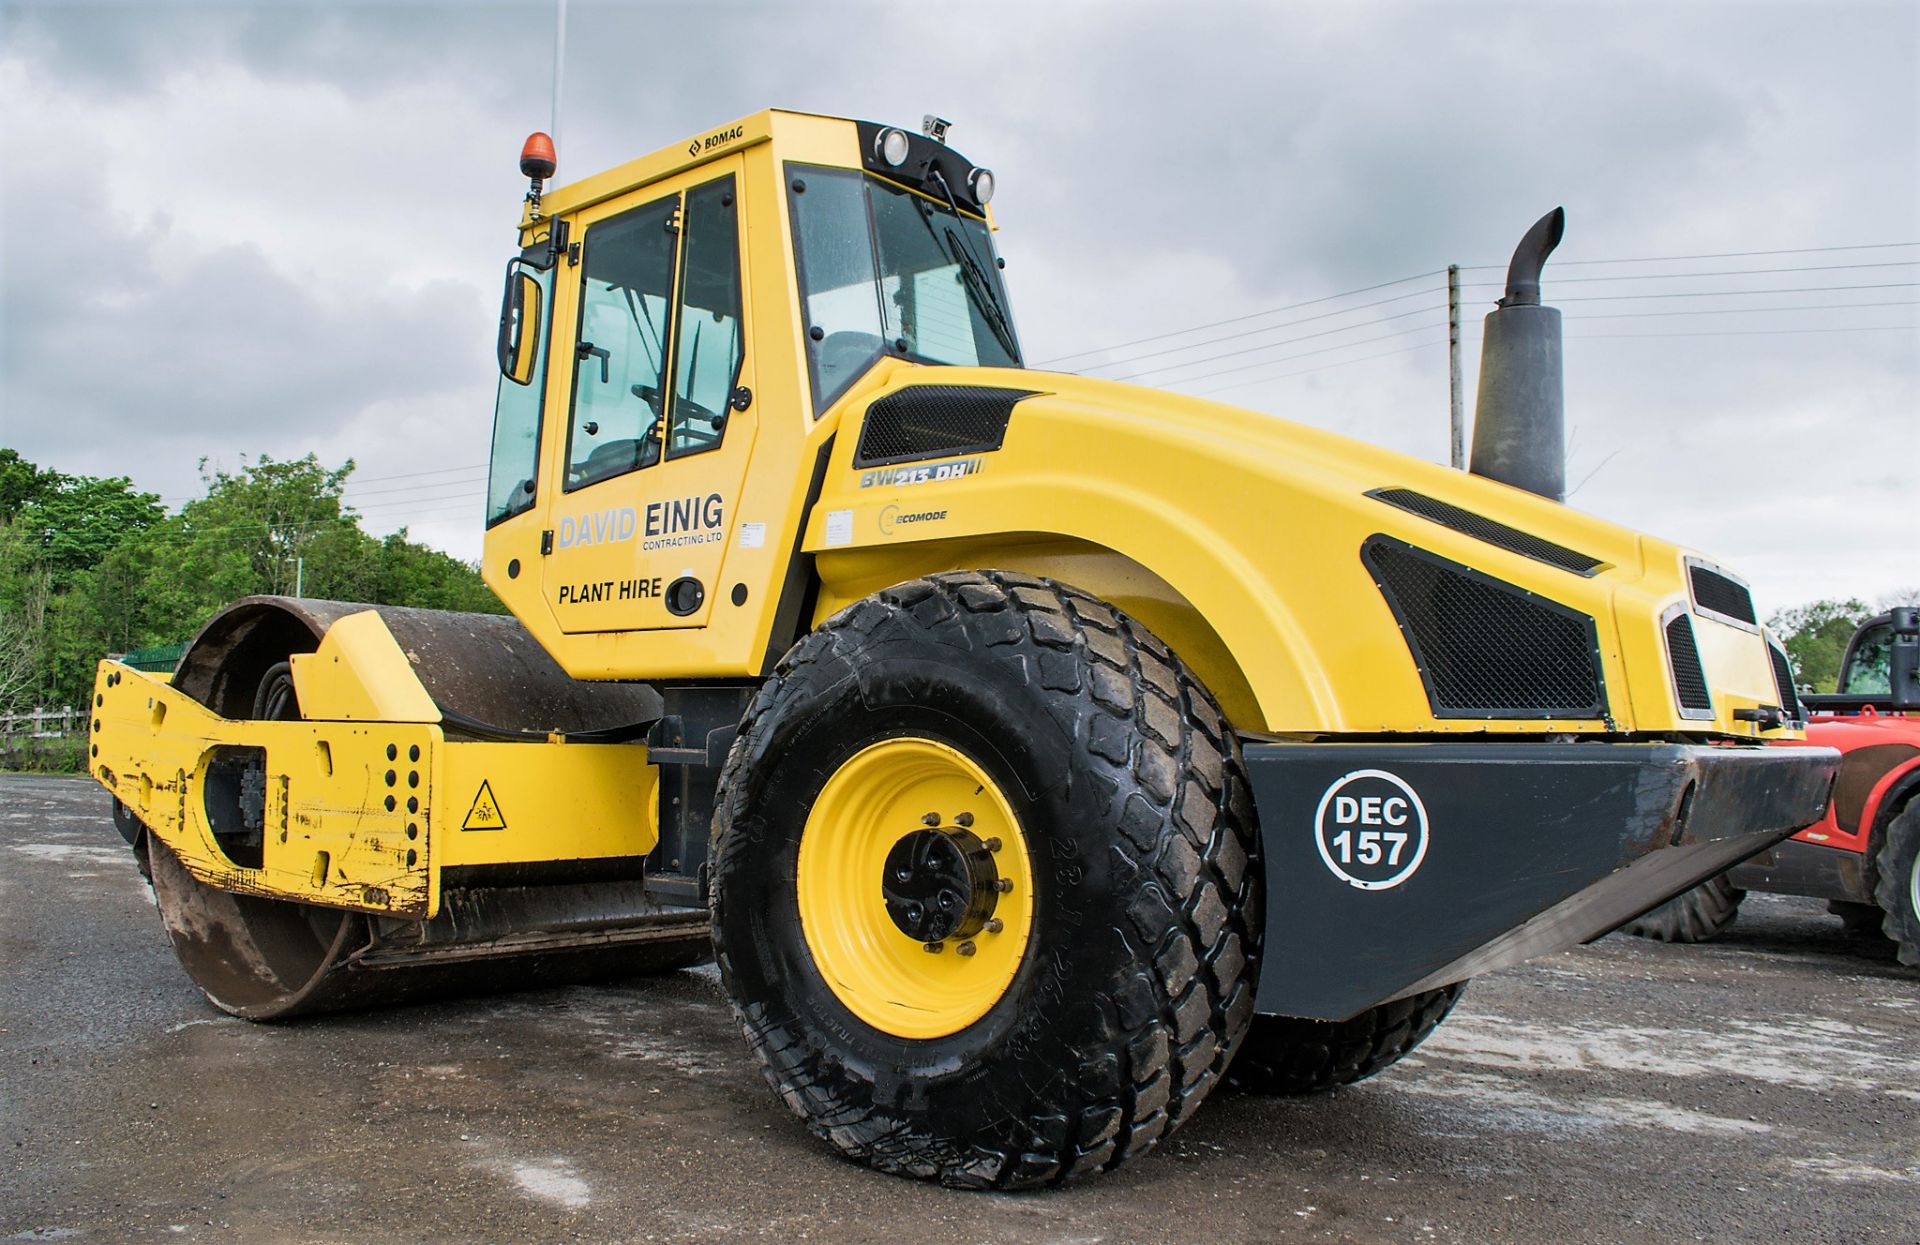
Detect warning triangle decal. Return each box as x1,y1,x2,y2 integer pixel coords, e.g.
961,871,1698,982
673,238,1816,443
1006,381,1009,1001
462,780,507,831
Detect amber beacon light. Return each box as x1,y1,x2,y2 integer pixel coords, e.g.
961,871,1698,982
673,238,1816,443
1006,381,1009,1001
520,131,557,217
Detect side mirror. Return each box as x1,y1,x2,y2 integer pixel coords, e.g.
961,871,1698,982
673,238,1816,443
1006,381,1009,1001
497,263,544,385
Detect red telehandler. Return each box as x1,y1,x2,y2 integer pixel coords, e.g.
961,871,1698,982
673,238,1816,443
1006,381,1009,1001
1625,607,1920,964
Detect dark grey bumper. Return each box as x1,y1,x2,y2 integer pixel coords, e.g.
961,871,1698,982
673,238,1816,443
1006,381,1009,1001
1728,836,1874,904
1247,741,1838,1020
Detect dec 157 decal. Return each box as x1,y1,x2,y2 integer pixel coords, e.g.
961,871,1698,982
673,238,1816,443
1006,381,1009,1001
1311,768,1430,891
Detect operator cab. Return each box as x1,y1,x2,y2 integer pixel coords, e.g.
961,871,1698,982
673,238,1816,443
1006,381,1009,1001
1804,607,1920,714
786,120,1020,413
479,111,1022,677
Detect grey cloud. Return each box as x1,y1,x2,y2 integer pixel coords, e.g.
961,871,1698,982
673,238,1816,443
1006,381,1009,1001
0,0,1912,603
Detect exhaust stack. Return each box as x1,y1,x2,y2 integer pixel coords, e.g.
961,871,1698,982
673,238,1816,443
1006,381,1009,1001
1470,208,1567,501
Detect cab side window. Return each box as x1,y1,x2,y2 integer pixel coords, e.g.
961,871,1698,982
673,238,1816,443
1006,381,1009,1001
1841,624,1893,695
566,197,678,491
668,176,744,458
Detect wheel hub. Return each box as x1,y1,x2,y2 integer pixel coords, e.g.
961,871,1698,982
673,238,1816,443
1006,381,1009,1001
795,736,1036,1039
883,826,999,943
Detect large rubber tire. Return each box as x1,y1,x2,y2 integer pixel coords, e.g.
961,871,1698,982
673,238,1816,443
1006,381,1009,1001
1619,872,1745,943
1227,983,1465,1095
710,571,1260,1189
1872,802,1920,968
1828,900,1886,936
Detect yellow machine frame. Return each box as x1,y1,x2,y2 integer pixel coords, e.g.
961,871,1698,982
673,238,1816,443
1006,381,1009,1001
479,109,1785,742
90,108,1802,939
92,611,655,919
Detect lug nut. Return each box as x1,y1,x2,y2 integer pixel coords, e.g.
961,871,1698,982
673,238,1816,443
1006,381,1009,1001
983,836,1002,853
994,878,1014,893
921,812,941,827
985,918,1004,934
923,941,944,954
956,941,976,957
955,812,974,827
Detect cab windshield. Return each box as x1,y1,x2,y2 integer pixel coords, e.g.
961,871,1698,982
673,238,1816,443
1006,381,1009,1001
788,164,1021,412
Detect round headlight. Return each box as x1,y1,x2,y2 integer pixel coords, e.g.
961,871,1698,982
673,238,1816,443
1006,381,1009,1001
877,128,911,168
969,167,995,205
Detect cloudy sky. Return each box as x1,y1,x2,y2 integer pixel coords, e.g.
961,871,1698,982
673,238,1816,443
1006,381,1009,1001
1,0,1914,613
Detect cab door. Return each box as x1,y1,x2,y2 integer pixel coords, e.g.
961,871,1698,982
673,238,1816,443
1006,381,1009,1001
541,155,757,634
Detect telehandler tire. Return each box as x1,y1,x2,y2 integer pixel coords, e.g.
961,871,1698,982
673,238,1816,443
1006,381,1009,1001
1871,802,1920,968
709,571,1259,1188
1226,983,1464,1095
1827,900,1885,936
1619,872,1744,943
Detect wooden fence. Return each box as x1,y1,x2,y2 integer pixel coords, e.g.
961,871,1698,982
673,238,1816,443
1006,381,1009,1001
0,706,89,770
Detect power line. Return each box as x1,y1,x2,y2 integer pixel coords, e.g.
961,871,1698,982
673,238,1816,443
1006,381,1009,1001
159,460,490,506
1567,299,1920,321
1034,269,1444,367
1190,337,1449,399
1131,322,1448,390
1462,260,1917,288
1071,286,1443,374
1458,240,1919,270
344,481,487,508
1103,306,1445,383
1041,244,1919,375
342,471,487,500
1539,281,1920,303
1568,325,1917,340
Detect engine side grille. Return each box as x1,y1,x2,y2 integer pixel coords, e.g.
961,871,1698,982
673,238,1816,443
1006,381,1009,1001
1688,563,1757,627
1368,488,1606,576
1364,536,1607,719
853,385,1037,468
1769,640,1802,722
1664,612,1714,718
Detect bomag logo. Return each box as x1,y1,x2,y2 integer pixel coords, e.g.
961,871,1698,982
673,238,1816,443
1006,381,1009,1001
695,124,744,155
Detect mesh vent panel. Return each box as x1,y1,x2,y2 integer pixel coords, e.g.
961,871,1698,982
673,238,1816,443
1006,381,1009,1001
1769,642,1802,721
1365,537,1606,718
1369,488,1605,576
853,385,1036,468
1689,565,1756,625
1665,613,1713,714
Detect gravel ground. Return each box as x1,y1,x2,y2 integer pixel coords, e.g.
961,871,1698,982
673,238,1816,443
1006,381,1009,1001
3,771,1915,1244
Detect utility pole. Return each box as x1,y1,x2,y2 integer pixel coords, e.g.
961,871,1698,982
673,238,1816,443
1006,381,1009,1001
1447,263,1464,469
294,556,303,598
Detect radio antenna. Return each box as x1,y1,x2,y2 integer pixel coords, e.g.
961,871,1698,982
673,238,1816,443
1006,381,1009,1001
550,0,569,154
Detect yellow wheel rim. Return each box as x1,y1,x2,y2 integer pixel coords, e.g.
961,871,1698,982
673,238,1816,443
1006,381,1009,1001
797,737,1035,1040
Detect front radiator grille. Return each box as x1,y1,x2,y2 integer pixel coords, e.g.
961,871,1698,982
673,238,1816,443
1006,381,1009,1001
1364,536,1607,719
1664,612,1714,718
1689,563,1757,627
1367,488,1606,576
852,385,1036,468
1769,640,1802,722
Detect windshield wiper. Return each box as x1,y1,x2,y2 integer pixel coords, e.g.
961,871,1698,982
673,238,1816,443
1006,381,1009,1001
925,171,1021,364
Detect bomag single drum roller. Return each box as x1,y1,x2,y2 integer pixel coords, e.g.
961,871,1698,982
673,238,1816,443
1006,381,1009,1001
91,110,1838,1188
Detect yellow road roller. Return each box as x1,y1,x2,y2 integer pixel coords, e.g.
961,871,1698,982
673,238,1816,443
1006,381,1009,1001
90,110,1836,1188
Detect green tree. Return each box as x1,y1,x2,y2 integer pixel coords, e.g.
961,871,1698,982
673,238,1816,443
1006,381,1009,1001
178,454,355,597
1767,598,1872,693
12,469,163,575
0,448,44,521
0,449,503,715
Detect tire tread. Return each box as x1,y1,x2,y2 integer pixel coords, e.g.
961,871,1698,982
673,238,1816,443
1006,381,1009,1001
709,571,1261,1188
